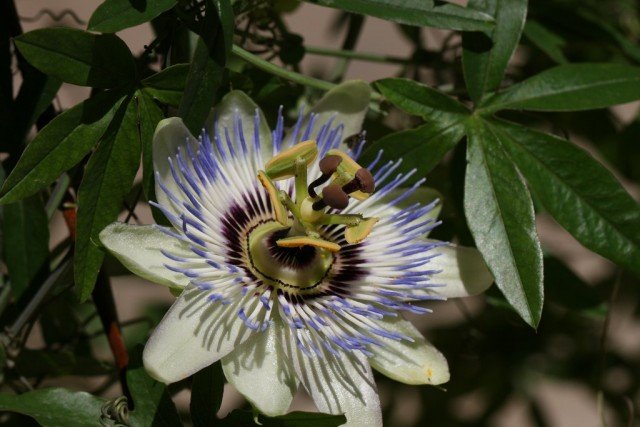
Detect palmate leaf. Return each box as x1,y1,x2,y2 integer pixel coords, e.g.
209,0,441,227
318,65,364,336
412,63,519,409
480,63,640,113
464,117,543,327
462,0,528,103
88,0,178,33
13,28,135,88
303,0,494,32
75,97,141,301
489,119,640,276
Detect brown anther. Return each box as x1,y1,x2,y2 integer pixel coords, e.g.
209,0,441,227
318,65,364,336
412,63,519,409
323,184,350,209
319,155,342,175
355,168,375,193
312,184,349,211
342,168,375,195
309,155,344,198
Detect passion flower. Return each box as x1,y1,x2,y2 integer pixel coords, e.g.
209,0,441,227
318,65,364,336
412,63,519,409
100,81,493,426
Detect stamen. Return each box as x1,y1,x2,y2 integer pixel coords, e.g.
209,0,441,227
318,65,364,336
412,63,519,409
341,168,375,195
312,184,349,211
308,154,342,197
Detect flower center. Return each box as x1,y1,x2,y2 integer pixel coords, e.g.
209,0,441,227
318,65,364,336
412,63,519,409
248,221,334,293
256,140,379,253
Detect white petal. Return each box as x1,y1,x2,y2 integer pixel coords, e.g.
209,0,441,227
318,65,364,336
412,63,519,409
143,286,256,383
99,223,191,289
152,117,198,218
209,90,272,161
368,317,449,385
222,320,297,416
425,242,494,298
282,327,382,427
290,80,371,150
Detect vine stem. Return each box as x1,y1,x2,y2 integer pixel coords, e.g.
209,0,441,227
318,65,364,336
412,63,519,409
232,44,335,91
306,45,411,65
231,45,382,103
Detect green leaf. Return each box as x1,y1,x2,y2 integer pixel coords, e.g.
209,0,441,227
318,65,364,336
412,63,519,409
480,63,640,112
2,194,49,298
14,28,135,88
360,117,466,184
374,78,469,120
142,64,189,106
464,118,543,327
462,0,528,103
0,388,106,427
0,91,125,205
190,362,224,427
178,37,224,135
135,91,165,223
127,347,182,427
490,119,640,276
522,20,568,64
303,0,494,32
88,0,177,33
74,97,141,301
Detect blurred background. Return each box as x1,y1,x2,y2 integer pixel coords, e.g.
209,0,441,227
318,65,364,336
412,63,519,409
6,0,640,426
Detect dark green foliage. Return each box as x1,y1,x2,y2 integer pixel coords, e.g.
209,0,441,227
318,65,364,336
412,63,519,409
13,28,136,88
75,98,142,300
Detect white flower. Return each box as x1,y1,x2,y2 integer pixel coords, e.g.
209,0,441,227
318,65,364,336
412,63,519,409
100,81,493,426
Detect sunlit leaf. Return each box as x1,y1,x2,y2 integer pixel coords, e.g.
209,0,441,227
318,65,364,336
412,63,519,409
464,117,543,327
490,119,640,276
480,63,640,112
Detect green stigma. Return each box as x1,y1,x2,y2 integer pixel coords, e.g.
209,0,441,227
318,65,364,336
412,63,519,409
257,140,378,252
